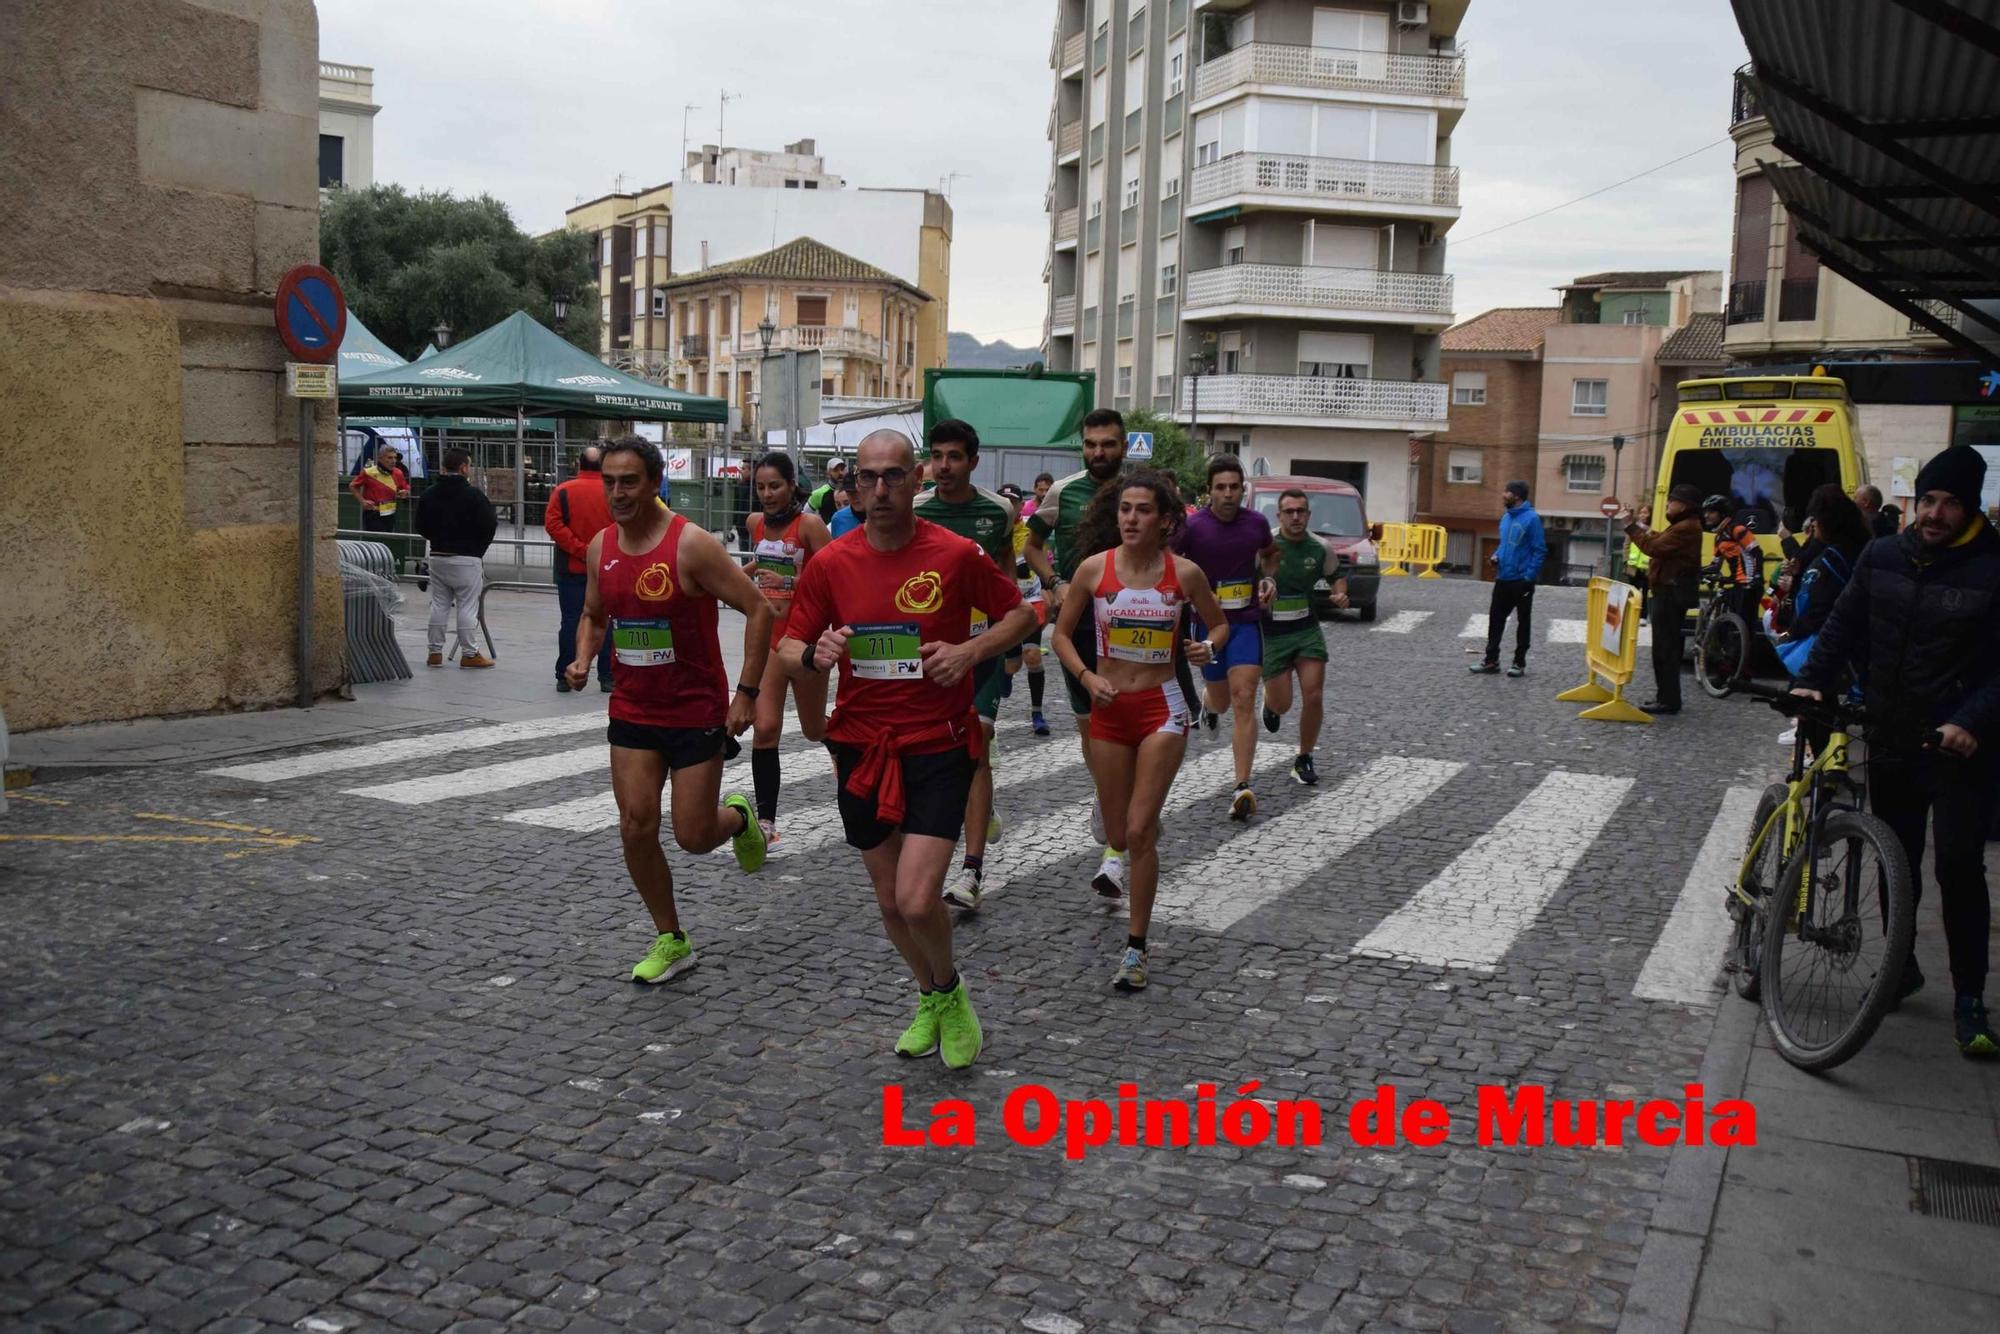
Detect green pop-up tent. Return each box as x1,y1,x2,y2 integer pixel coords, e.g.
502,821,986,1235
338,312,408,379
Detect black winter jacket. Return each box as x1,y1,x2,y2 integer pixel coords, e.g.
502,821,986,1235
415,474,498,558
1797,518,2000,745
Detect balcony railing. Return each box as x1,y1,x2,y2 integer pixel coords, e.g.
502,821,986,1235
1725,279,1767,325
1057,119,1082,158
1731,63,1761,128
1178,373,1449,424
1052,294,1077,330
1181,264,1455,318
605,348,674,383
1194,42,1466,103
1054,207,1079,244
734,326,885,359
1189,152,1460,210
679,333,707,359
1777,276,1819,322
1061,30,1085,71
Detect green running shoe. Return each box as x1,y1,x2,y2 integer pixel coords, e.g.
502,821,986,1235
632,932,694,984
935,978,982,1069
894,991,942,1058
1955,995,1998,1059
724,793,765,872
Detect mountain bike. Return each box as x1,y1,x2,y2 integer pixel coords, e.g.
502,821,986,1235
1694,575,1753,699
1722,681,1915,1071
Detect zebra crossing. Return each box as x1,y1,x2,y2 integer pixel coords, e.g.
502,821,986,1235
1455,611,1654,647
203,707,1751,1009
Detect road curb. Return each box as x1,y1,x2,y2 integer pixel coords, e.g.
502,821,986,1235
1615,992,1758,1334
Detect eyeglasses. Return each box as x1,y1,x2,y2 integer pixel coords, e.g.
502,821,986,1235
853,468,909,491
1279,507,1309,518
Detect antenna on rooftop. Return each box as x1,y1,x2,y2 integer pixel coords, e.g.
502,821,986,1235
719,88,740,148
940,172,969,199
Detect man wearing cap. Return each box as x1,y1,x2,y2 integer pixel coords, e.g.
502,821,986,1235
1793,445,2000,1057
1618,484,1706,715
808,459,849,524
1471,481,1548,678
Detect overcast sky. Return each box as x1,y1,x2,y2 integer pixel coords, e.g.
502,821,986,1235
322,0,1749,347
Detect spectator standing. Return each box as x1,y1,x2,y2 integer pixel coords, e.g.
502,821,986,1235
414,447,498,669
1619,483,1706,715
545,445,615,692
807,458,849,523
828,482,864,537
1853,483,1899,540
1470,480,1547,678
350,443,410,533
1797,446,2000,1057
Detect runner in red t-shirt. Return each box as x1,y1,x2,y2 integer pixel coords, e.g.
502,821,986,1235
570,436,774,987
777,429,1034,1069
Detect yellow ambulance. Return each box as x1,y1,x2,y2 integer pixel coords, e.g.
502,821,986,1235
1651,371,1869,566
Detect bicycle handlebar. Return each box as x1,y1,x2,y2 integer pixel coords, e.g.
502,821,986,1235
1728,679,1870,730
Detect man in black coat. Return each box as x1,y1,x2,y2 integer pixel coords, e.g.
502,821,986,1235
414,447,500,669
1796,445,2000,1057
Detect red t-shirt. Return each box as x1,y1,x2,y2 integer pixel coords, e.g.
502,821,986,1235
784,519,1023,748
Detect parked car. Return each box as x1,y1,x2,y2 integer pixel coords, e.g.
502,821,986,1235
1246,476,1381,621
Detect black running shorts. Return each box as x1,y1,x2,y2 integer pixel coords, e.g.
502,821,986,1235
607,719,731,770
826,742,975,850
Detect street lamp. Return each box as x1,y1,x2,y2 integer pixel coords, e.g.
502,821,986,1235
551,291,571,326
433,321,453,349
757,316,776,354
1187,348,1211,445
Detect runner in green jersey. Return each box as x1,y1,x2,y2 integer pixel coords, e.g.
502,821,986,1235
1259,487,1347,786
1022,409,1129,858
915,419,1018,911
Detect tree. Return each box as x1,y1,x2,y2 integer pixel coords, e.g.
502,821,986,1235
320,185,600,359
1122,407,1205,498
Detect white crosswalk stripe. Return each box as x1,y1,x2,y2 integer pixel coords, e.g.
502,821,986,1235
1351,770,1635,970
1369,610,1433,634
343,746,611,806
503,745,834,832
206,714,605,783
1153,755,1465,932
1459,613,1651,647
1632,785,1762,1006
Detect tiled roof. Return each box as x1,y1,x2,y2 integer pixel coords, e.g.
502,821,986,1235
657,236,931,299
1562,269,1704,289
1657,312,1727,364
1440,307,1561,354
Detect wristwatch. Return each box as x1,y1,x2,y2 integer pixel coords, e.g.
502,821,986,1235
735,682,761,700
801,642,823,674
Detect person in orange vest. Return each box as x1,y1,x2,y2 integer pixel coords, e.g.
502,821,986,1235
545,445,615,692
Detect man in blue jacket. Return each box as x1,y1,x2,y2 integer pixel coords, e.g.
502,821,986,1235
1472,480,1548,678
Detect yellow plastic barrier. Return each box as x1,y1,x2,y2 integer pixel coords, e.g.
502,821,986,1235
1378,522,1411,576
1407,523,1446,579
1554,576,1652,724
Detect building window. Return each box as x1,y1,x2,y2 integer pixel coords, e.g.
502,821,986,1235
1117,364,1134,396
1164,175,1180,200
796,295,828,326
1169,51,1184,95
1571,378,1609,416
653,223,668,255
1621,309,1646,325
600,233,613,267
600,296,612,323
1222,224,1246,266
785,180,801,188
652,291,667,318
1451,371,1487,406
318,134,344,188
1447,448,1483,484
634,225,648,259
1160,263,1177,296
1157,372,1175,397
805,180,819,189
1565,455,1607,492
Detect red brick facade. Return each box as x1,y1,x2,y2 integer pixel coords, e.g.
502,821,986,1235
1418,356,1544,567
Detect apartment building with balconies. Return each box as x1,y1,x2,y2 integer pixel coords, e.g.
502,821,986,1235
1042,0,1466,521
652,237,930,432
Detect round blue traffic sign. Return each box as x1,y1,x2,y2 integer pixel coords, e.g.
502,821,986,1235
273,264,347,364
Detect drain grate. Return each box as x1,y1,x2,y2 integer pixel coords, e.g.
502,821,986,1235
1908,1155,2000,1228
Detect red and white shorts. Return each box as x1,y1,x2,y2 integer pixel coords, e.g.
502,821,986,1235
1088,680,1191,748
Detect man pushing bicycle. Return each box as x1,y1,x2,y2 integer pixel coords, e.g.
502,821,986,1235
1792,444,2000,1058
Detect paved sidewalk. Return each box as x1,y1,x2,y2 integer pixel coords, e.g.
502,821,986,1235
1621,857,2000,1334
10,589,752,773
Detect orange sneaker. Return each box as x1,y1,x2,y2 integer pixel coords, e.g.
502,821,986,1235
459,653,496,669
426,652,444,668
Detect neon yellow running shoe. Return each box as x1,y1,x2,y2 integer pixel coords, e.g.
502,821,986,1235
936,978,982,1069
894,991,942,1058
632,932,694,984
724,793,765,872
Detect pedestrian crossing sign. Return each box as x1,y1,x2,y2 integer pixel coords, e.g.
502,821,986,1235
1127,432,1154,460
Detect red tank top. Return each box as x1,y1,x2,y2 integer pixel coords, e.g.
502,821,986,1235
749,510,809,625
1092,549,1185,666
598,512,727,728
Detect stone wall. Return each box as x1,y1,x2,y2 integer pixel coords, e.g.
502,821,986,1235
0,0,342,732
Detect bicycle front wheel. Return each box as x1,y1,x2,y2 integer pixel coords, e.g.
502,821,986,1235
1696,611,1751,699
1729,783,1790,1002
1760,809,1915,1071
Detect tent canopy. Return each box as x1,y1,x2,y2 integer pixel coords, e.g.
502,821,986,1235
921,367,1095,449
337,313,407,379
339,310,728,423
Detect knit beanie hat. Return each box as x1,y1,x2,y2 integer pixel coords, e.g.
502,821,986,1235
1912,445,1986,510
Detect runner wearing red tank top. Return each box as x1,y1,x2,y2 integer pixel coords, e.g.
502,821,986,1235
745,451,832,846
776,429,1035,1069
570,436,774,986
1052,470,1228,994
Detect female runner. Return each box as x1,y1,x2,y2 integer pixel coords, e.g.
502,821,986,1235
1051,469,1227,992
744,451,831,844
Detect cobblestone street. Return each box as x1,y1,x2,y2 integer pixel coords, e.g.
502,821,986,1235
1,577,1822,1332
